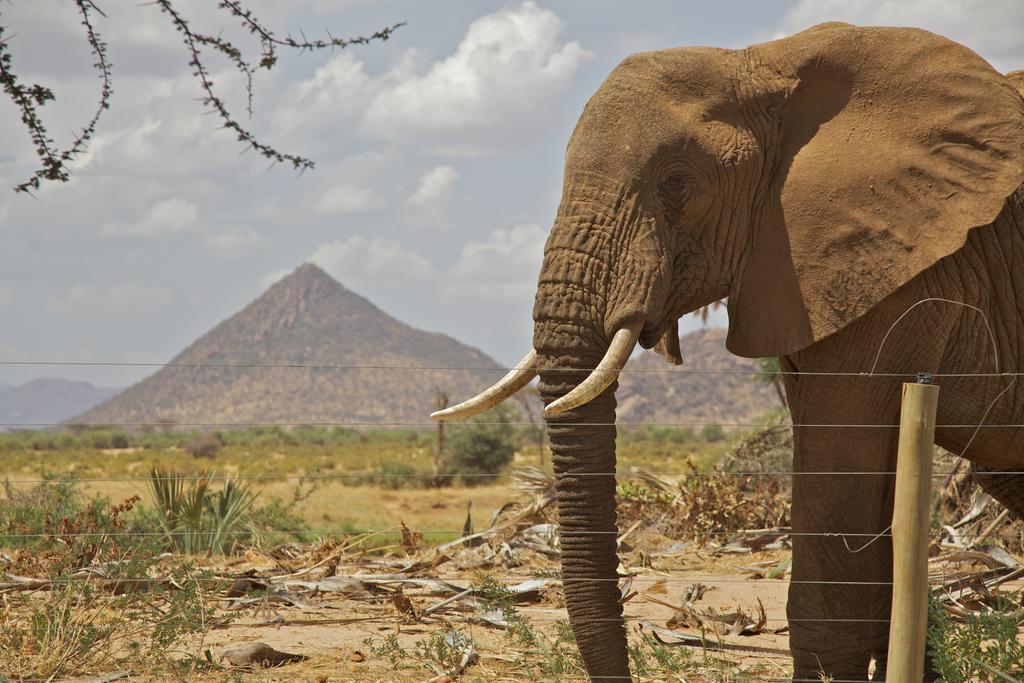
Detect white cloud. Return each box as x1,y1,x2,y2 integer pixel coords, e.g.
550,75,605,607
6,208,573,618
777,0,1024,71
101,198,199,238
310,236,434,283
49,282,169,314
364,2,590,154
442,224,545,303
79,118,164,171
411,165,459,206
281,54,375,130
277,2,590,156
0,286,10,308
205,227,266,258
315,184,379,215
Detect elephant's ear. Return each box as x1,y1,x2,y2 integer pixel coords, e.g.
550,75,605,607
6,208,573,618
726,24,1024,358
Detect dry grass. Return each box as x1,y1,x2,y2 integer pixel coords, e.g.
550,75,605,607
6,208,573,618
5,424,1024,680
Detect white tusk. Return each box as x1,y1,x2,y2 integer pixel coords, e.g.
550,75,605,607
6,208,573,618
430,350,538,421
543,321,642,418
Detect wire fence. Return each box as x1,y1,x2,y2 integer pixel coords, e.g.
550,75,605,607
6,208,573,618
0,576,901,586
2,357,1024,376
0,529,894,539
1,469,1018,484
3,298,1023,678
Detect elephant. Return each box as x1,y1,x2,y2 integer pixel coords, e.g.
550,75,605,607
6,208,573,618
432,23,1024,681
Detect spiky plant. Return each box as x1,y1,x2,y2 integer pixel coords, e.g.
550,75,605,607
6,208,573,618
148,467,258,554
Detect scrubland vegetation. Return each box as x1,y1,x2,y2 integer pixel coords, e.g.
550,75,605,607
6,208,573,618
1,411,1022,680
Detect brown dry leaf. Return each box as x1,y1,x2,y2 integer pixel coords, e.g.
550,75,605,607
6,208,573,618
618,576,636,604
683,583,709,602
667,599,767,637
401,521,422,555
240,548,279,570
627,463,789,545
392,589,418,620
728,599,768,636
753,598,768,633
350,650,365,663
667,606,703,630
739,557,791,580
223,577,269,598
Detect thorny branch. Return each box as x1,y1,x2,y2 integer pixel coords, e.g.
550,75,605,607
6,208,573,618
0,1,112,195
0,1,403,194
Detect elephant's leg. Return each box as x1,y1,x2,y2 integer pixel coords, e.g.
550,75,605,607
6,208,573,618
784,360,902,681
778,266,963,680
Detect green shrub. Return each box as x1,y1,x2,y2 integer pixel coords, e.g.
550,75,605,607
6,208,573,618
721,410,793,479
927,592,1024,681
244,426,298,448
355,460,428,490
0,537,215,679
446,405,517,485
0,477,88,549
83,431,112,449
143,467,315,552
649,426,695,444
29,434,58,451
292,425,327,445
183,433,223,458
147,467,259,554
698,423,726,443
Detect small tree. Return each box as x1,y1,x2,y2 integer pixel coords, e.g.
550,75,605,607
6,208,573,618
432,387,449,485
446,404,517,485
754,357,787,408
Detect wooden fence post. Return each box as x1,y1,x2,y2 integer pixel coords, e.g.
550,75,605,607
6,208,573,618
887,380,939,681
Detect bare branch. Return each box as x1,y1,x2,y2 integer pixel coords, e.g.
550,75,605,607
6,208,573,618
2,1,403,193
2,0,113,194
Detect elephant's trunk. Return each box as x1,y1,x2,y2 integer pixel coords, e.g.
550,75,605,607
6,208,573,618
538,342,629,679
528,178,667,680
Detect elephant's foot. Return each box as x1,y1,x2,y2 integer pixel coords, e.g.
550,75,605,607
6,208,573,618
792,642,940,681
790,636,874,682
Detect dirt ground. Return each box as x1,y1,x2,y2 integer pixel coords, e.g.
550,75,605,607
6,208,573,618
188,550,797,681
7,449,1024,681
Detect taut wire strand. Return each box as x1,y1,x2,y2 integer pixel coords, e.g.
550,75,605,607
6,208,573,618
868,297,999,376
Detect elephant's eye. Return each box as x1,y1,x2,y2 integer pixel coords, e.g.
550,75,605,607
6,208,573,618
658,172,687,212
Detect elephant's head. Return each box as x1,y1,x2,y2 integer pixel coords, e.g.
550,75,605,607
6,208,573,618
435,23,1024,678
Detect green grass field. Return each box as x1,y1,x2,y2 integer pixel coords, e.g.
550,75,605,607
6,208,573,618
0,422,739,546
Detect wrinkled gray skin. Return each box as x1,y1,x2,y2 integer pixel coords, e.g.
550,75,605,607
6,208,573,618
528,24,1024,681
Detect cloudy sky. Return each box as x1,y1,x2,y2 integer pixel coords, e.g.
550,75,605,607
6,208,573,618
2,0,1024,387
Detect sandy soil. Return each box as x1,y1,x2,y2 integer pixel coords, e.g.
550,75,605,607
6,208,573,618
184,547,797,682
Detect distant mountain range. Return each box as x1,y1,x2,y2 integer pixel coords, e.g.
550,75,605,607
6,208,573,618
76,264,505,427
0,378,120,429
617,327,781,426
5,265,777,432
